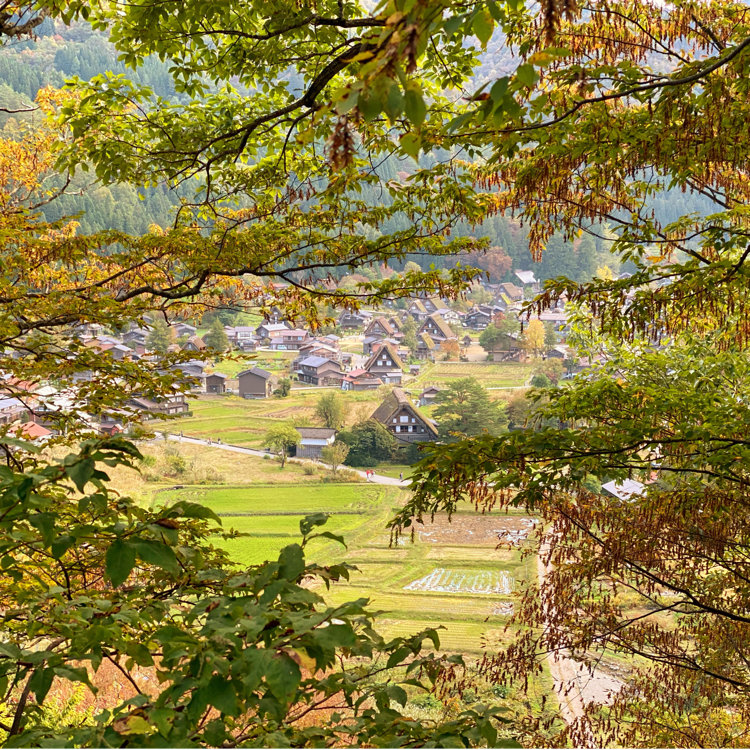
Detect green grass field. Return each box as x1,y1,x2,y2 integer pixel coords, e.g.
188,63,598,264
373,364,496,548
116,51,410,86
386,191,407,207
172,390,385,446
415,361,534,389
162,477,538,656
158,483,387,514
136,440,558,721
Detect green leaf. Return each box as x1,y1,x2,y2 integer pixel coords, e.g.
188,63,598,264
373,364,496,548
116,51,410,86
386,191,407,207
357,92,380,121
386,645,411,669
404,88,427,126
335,91,359,115
307,531,347,548
443,15,462,35
384,83,404,120
169,501,220,523
265,654,301,705
51,535,75,559
300,512,328,537
132,538,179,574
515,63,538,88
387,684,408,706
106,538,137,587
66,458,95,492
207,675,239,716
277,543,305,580
490,77,510,102
472,10,494,46
29,513,56,546
28,668,54,702
400,133,421,159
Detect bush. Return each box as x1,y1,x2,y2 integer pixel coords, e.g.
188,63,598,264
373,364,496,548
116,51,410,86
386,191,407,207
303,464,316,476
339,420,397,466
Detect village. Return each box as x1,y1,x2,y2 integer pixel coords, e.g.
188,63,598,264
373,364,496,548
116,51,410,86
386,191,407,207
0,270,592,451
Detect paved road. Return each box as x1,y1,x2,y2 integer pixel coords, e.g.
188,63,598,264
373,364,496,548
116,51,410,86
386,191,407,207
161,433,409,487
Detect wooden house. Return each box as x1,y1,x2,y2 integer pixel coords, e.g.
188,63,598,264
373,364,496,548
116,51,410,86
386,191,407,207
363,342,404,385
224,326,258,351
237,367,275,398
268,328,308,350
296,356,344,386
182,335,206,352
418,385,442,407
417,313,455,342
338,311,370,329
370,388,439,444
341,369,382,391
256,322,289,339
363,316,396,339
204,372,227,394
407,299,430,322
415,332,437,360
128,393,189,417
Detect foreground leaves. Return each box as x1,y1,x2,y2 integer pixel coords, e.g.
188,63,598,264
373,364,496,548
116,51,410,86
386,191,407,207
0,437,514,747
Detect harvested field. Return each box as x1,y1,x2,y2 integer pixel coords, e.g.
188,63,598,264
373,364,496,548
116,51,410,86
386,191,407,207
415,513,539,546
404,567,514,595
425,546,515,562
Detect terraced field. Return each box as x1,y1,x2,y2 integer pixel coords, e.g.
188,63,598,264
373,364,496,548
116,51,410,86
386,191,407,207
158,483,396,566
159,478,537,655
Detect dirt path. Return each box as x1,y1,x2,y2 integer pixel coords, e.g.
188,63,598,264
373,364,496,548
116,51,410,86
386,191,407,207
537,536,622,747
160,433,409,487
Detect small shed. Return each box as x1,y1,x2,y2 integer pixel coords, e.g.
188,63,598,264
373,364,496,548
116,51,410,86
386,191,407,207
295,427,337,459
204,372,227,394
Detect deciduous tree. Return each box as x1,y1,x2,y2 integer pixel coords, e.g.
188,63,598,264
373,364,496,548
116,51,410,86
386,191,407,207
320,441,350,477
315,391,345,430
520,320,545,358
263,423,300,468
339,420,396,467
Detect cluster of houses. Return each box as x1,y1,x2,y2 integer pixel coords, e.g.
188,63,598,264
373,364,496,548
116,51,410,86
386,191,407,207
0,273,582,441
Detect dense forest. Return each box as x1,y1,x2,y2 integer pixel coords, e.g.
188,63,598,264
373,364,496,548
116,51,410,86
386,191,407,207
0,17,713,280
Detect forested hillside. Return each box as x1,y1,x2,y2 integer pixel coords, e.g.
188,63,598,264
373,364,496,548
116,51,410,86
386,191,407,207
0,16,712,282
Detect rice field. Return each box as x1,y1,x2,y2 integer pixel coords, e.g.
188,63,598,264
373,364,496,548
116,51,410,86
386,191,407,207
404,567,515,595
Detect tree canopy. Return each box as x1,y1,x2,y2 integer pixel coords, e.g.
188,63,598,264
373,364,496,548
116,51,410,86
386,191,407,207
432,378,506,438
1,0,749,744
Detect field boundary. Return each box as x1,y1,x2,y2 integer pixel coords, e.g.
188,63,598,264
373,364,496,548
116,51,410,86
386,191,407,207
155,481,368,493
216,510,366,517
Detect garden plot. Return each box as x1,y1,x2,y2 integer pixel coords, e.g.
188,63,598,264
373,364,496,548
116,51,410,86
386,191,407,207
416,514,538,546
404,567,514,595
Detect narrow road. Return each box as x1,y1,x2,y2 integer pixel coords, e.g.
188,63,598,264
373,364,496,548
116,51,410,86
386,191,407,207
160,433,409,487
537,535,597,747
